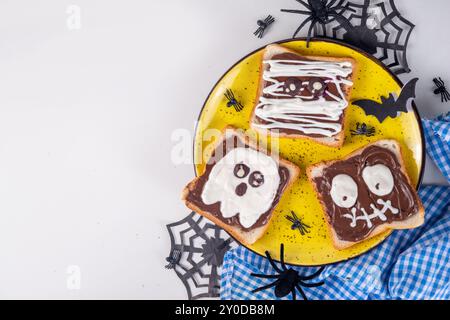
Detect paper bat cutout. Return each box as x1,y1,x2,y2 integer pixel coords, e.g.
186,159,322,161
352,78,419,123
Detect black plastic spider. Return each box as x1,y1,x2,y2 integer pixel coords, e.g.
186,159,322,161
285,211,311,236
251,244,325,300
224,89,244,112
350,122,376,137
433,77,450,103
281,0,354,46
254,15,275,38
165,249,181,269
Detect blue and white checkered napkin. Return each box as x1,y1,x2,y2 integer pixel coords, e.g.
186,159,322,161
221,113,450,300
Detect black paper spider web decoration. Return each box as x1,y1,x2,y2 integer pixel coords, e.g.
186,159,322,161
324,0,414,74
284,0,415,75
166,212,234,299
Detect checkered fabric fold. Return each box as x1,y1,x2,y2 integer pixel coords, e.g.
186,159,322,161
422,112,450,181
221,113,450,300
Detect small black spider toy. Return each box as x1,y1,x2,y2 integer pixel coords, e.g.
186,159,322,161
285,211,311,236
165,249,181,269
433,77,450,103
254,15,275,39
251,244,325,300
350,122,376,137
224,89,244,112
281,0,354,46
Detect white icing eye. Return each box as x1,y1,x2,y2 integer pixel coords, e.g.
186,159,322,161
362,164,394,196
312,81,323,90
330,174,358,208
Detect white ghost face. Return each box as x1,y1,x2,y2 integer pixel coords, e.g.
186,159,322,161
201,148,280,228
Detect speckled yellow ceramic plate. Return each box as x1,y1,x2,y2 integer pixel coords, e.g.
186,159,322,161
193,39,424,266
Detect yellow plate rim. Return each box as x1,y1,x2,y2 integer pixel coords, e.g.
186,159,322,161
193,37,426,266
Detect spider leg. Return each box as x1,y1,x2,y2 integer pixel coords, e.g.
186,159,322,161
251,279,280,293
301,266,325,280
327,13,353,30
331,6,356,13
437,80,444,88
295,284,308,300
291,16,313,39
305,19,317,47
280,9,311,15
327,0,338,9
266,15,275,24
250,273,280,279
320,21,326,37
442,91,450,103
445,90,450,101
292,288,296,301
302,220,311,228
299,279,325,287
265,250,283,273
285,215,295,224
299,225,309,235
224,89,232,101
279,244,288,271
291,210,299,220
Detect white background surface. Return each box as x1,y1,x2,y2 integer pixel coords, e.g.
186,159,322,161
0,0,448,299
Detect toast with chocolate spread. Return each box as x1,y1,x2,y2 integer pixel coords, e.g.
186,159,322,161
251,44,356,147
182,127,300,245
307,140,424,250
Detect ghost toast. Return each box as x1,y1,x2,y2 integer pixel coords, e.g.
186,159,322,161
307,140,424,250
182,127,300,245
250,44,356,147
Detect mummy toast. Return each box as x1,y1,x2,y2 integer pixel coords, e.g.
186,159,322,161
182,127,300,245
307,140,424,250
251,44,356,147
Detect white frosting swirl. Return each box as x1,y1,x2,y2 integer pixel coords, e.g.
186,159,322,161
330,174,358,208
201,148,280,228
362,164,394,196
253,59,353,137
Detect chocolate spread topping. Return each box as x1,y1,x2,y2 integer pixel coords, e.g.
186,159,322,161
313,146,419,242
254,52,352,137
185,136,290,231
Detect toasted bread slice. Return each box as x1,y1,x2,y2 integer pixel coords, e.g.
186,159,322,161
250,44,356,147
182,127,300,245
307,140,424,250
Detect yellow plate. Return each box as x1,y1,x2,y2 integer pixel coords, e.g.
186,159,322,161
193,39,424,266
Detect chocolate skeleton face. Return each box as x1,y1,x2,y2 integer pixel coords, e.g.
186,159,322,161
314,146,419,242
201,148,280,228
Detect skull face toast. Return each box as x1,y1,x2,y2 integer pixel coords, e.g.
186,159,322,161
250,44,356,147
182,127,300,245
307,140,424,250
